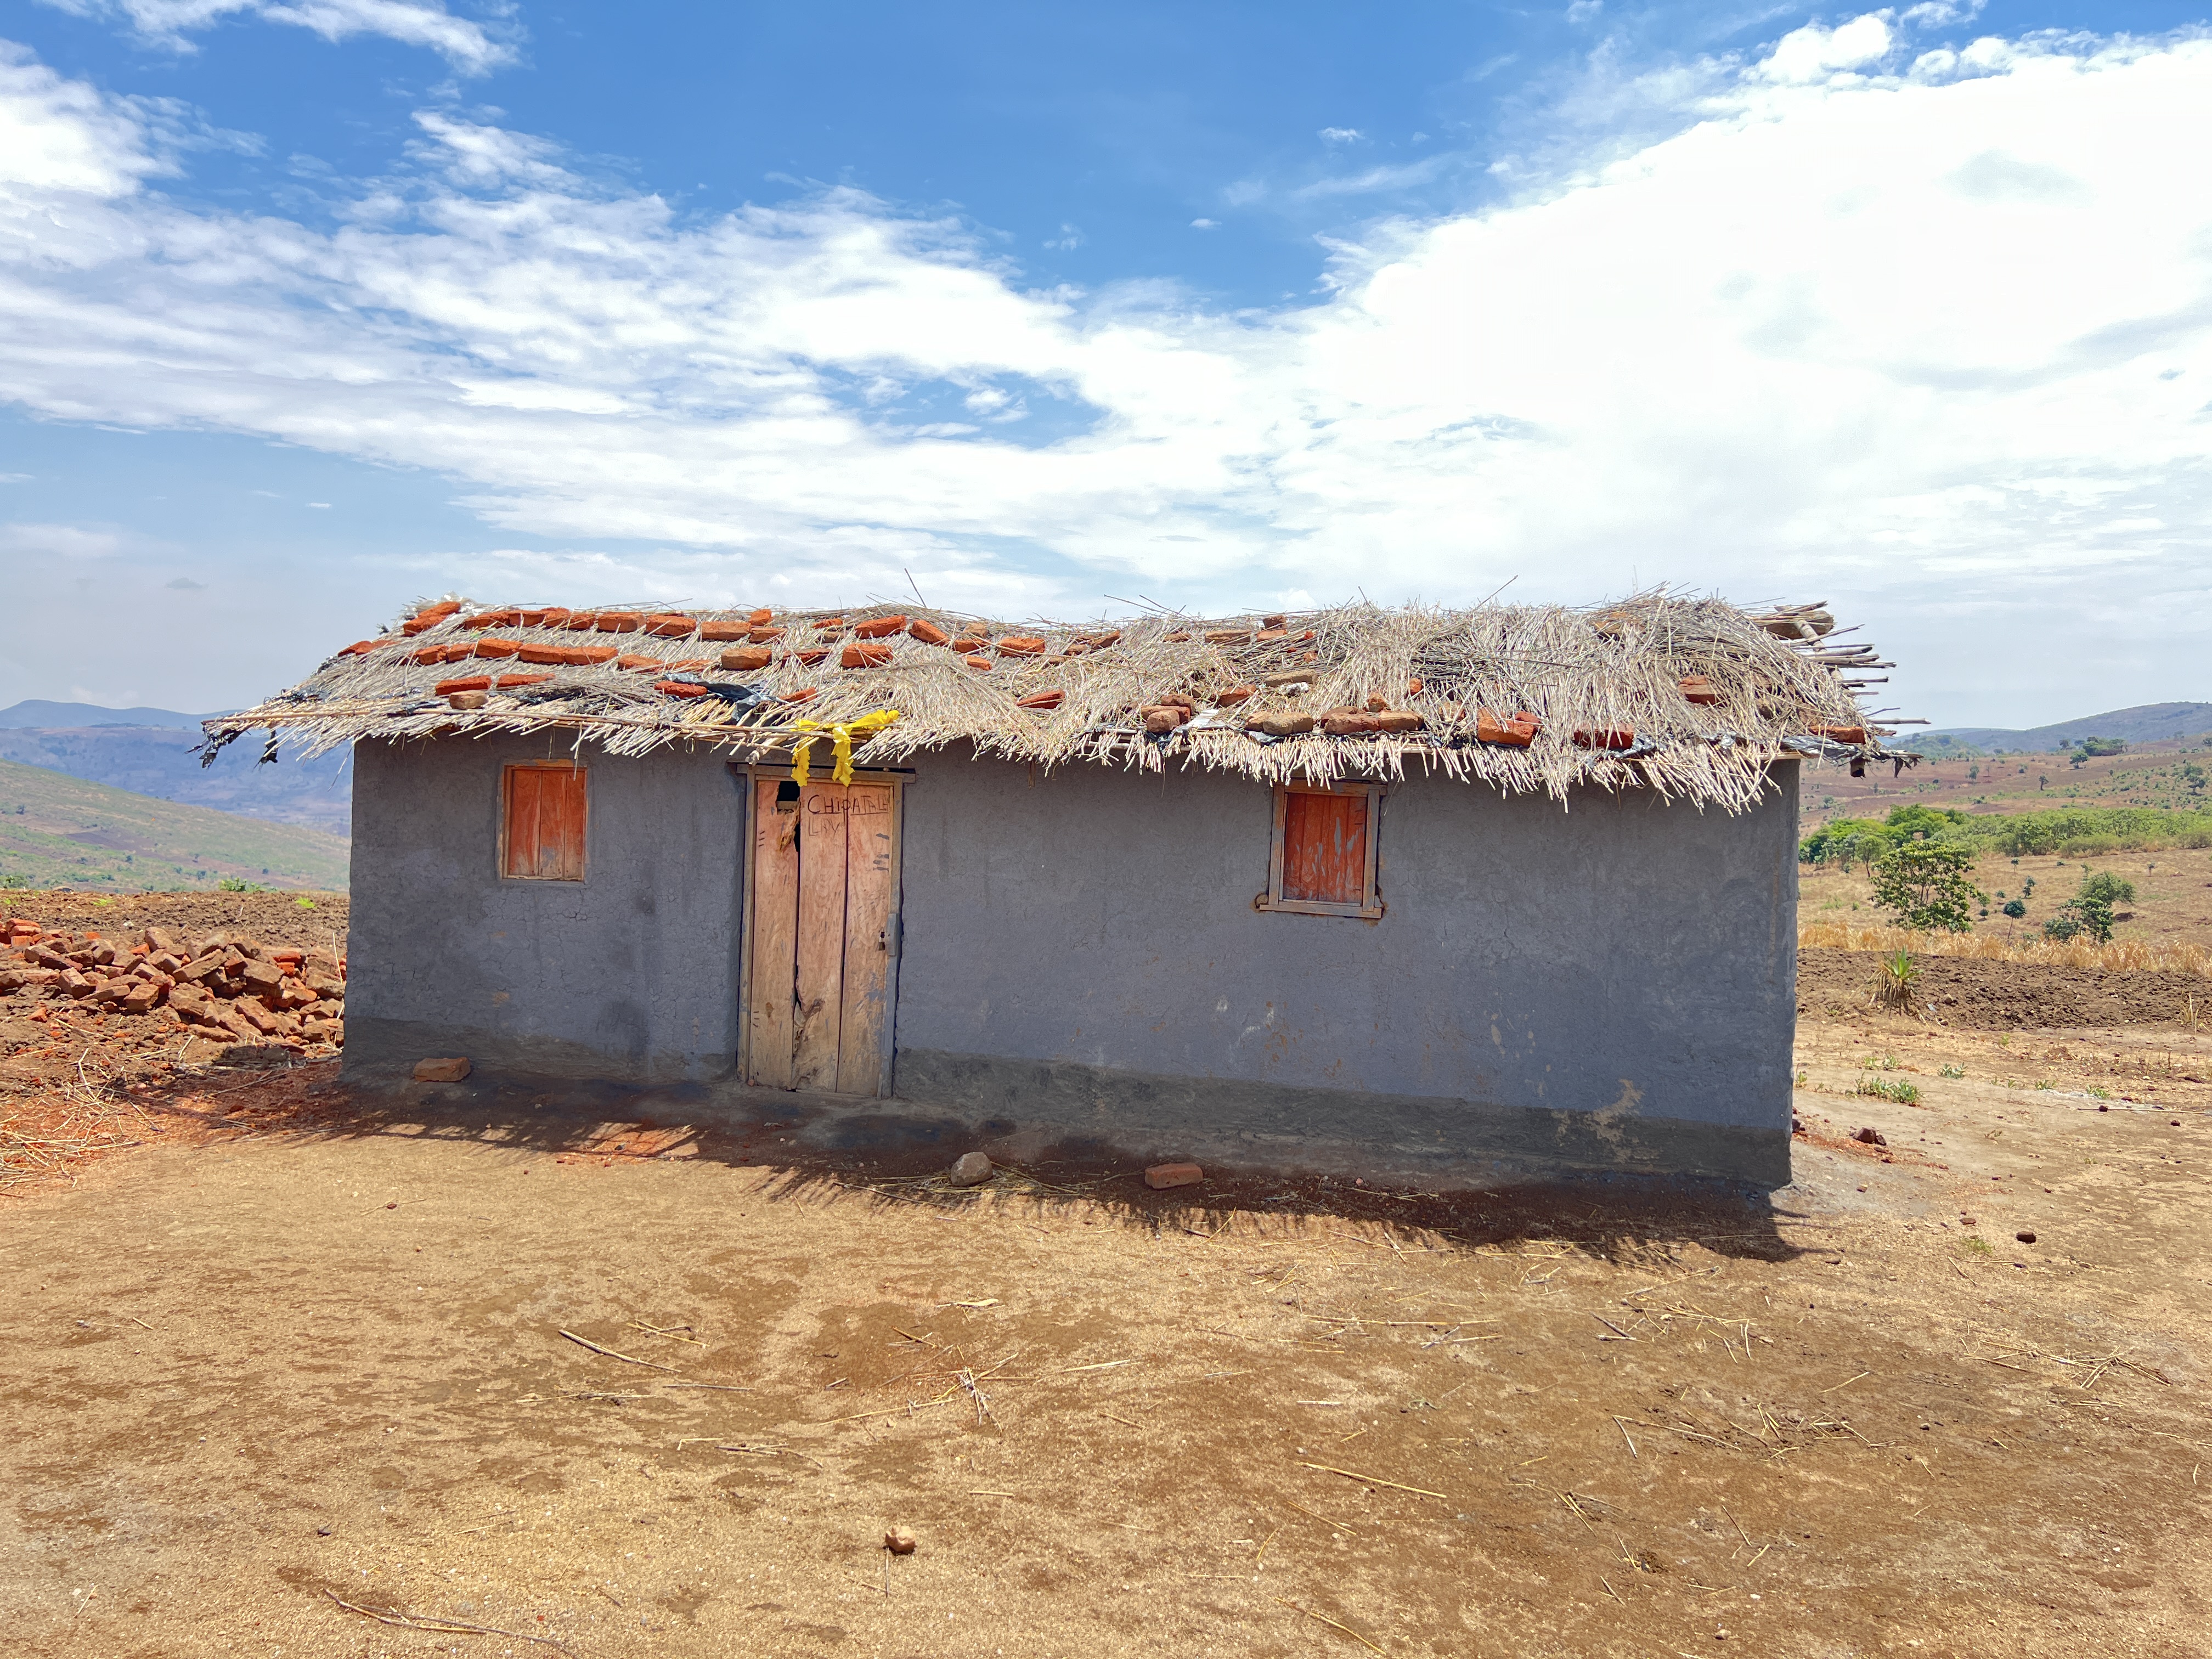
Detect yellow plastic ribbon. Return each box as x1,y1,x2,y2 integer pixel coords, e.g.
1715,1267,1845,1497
790,709,901,787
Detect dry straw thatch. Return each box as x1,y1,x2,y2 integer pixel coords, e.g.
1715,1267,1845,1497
205,592,1904,812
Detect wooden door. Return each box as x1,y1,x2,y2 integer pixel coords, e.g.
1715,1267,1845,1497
746,777,900,1095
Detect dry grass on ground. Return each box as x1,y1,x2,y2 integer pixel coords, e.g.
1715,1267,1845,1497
1799,844,2212,964
3,1001,2210,1657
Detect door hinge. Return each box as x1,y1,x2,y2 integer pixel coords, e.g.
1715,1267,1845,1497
882,914,902,957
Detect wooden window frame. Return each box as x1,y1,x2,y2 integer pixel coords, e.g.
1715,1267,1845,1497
1260,780,1384,919
499,759,588,883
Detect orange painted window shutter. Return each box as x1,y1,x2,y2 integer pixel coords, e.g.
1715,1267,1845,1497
1279,788,1368,906
503,764,586,881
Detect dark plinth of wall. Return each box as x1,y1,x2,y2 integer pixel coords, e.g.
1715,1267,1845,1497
343,735,746,1084
890,754,1799,1187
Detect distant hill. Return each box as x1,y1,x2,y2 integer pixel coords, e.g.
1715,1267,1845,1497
0,699,205,730
0,757,348,892
1918,702,2212,757
0,703,350,836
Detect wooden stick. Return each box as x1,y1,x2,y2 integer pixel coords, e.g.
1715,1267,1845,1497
559,1329,675,1372
324,1590,574,1652
1721,1503,1754,1549
826,1398,957,1424
1611,1415,1639,1458
1298,1462,1446,1499
1284,1498,1356,1534
1276,1596,1390,1656
629,1319,705,1346
662,1382,752,1391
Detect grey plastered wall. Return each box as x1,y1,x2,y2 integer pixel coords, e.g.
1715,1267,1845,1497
891,754,1800,1186
343,735,746,1082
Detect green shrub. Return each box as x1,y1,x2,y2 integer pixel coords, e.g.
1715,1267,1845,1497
1855,1076,1922,1104
1885,805,1967,837
1799,817,1893,867
2001,899,2026,918
1870,844,1982,933
2079,870,2136,906
2044,869,2131,943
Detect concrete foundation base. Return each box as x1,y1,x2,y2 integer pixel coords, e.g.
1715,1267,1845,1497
340,1049,1789,1192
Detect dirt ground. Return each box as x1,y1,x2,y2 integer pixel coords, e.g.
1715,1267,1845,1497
1800,732,2212,825
0,890,350,958
1799,952,2212,1031
3,1001,2210,1658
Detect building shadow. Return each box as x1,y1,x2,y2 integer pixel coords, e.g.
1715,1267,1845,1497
130,1056,1810,1267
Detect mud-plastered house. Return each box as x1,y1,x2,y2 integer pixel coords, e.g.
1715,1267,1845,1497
208,595,1899,1187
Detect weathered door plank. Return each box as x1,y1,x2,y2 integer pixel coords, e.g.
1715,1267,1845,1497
792,781,850,1090
746,778,802,1088
835,784,899,1096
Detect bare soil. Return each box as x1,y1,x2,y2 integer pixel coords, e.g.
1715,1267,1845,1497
3,1003,2210,1656
0,890,349,957
1800,951,2212,1030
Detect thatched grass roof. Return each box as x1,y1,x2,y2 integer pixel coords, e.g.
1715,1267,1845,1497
204,594,1908,812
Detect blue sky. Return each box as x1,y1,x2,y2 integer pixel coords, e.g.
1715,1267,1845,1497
2,1,2209,726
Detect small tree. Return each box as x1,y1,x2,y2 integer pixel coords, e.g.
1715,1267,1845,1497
2046,870,2134,944
1869,842,1982,933
2079,870,2136,907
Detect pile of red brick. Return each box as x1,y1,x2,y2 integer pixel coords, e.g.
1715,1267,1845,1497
0,920,345,1049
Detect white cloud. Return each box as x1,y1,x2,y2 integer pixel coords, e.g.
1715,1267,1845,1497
1293,155,1449,199
1190,217,1219,229
1757,15,1895,84
1318,126,1364,144
0,41,166,192
37,0,517,74
2,16,2211,723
